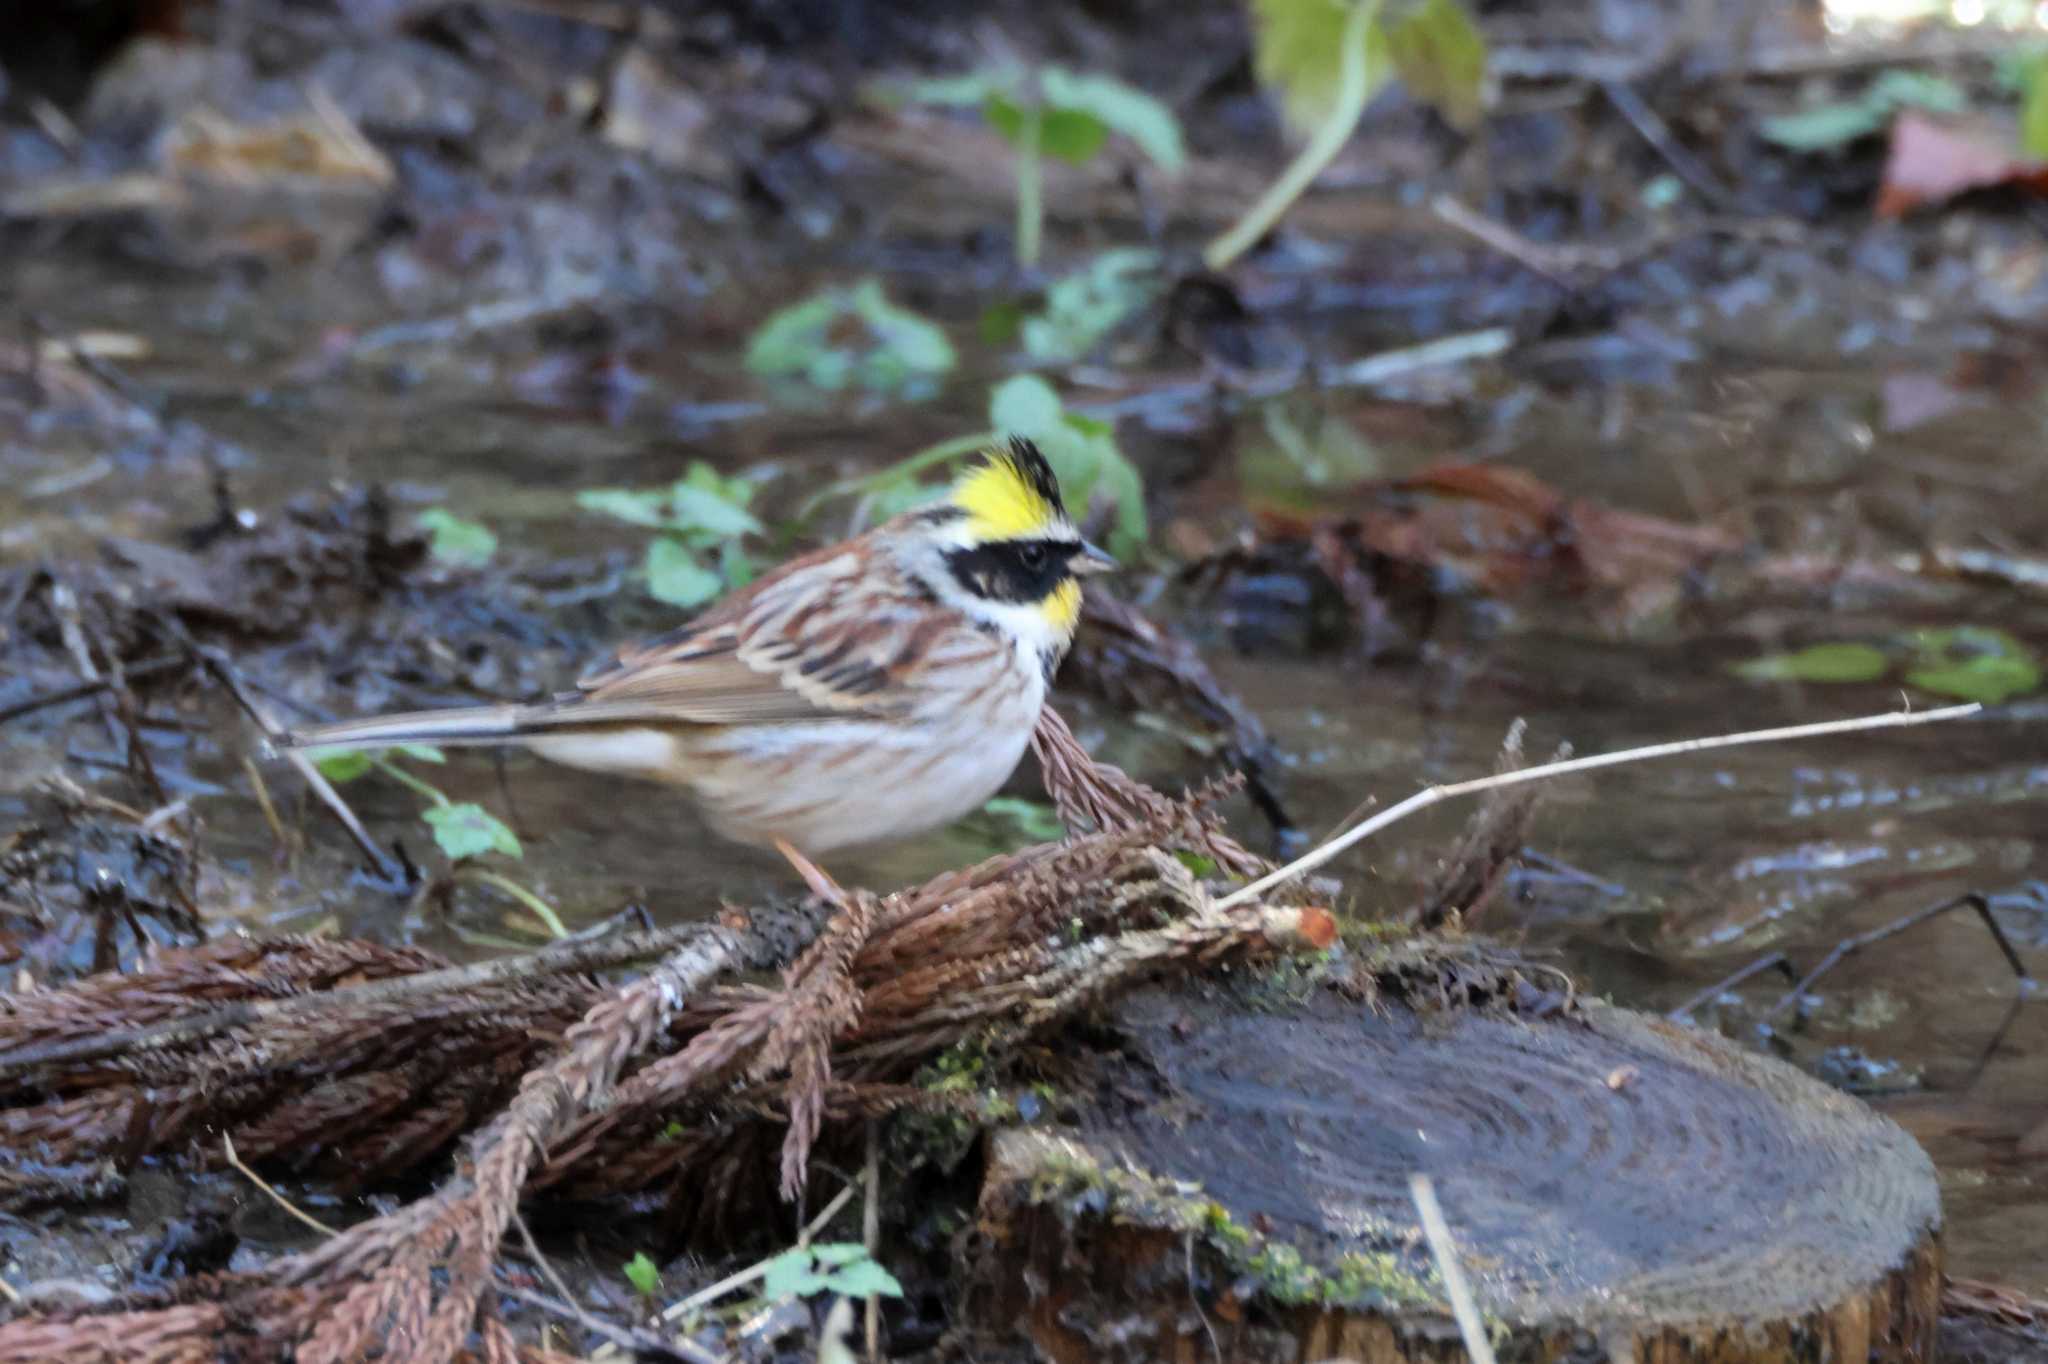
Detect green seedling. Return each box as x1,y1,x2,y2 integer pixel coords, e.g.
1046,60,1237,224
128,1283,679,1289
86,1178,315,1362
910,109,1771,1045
1210,0,1488,269
416,509,496,567
578,461,765,608
884,67,1184,268
622,1251,662,1297
746,278,955,397
312,745,564,937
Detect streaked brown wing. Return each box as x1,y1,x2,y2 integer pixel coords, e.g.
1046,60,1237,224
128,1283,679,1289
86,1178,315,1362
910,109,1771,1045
549,538,935,727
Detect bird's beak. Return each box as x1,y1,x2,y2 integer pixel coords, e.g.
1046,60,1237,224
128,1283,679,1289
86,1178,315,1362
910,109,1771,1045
1071,542,1117,577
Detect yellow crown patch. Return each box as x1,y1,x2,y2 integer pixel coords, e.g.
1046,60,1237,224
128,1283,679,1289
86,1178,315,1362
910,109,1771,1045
950,441,1064,541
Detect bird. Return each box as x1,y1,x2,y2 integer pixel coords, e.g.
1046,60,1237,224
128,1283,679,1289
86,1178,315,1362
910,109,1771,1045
281,437,1115,854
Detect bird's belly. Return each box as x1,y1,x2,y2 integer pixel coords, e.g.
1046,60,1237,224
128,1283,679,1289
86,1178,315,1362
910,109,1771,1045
684,706,1040,853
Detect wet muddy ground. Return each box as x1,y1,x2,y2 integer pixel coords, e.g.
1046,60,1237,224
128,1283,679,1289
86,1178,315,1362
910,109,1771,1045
4,0,2048,1346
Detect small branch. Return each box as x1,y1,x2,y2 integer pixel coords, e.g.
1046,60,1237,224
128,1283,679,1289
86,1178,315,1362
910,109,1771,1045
1204,0,1381,271
497,1282,717,1364
1317,327,1514,389
1668,952,1793,1021
0,656,186,726
1430,194,1591,289
223,1133,337,1238
647,1181,860,1330
1215,703,1983,911
863,1119,881,1362
1764,891,2032,1022
1598,81,1736,211
195,648,401,883
1409,1173,1495,1364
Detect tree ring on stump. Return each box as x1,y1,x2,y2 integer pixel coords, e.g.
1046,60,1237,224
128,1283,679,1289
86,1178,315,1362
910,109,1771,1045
972,982,1942,1363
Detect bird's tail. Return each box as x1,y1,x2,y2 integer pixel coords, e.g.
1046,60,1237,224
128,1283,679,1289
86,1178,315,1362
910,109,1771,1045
282,704,529,753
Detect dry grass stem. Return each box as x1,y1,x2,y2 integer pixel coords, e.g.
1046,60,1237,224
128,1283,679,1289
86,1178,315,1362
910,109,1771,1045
1410,1173,1497,1364
1216,702,1983,910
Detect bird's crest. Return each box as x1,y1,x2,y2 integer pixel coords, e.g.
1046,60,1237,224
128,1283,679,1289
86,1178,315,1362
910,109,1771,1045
950,437,1068,541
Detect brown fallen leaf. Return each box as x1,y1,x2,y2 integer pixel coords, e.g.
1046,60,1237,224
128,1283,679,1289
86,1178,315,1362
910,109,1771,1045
1877,109,2048,219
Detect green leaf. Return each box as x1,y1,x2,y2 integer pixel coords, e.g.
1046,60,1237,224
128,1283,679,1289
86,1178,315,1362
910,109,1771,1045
1905,626,2042,704
718,539,757,589
1759,101,1889,151
666,484,764,540
313,749,371,783
577,487,673,528
984,92,1028,146
749,280,954,396
761,1247,825,1301
1382,0,1487,129
989,373,1064,436
1250,0,1395,139
1731,643,1889,685
1243,401,1381,498
645,537,725,608
1057,412,1148,557
810,1243,871,1267
848,279,957,384
1761,69,1968,152
397,744,446,764
2021,54,2048,158
416,508,497,567
1040,67,1186,172
745,291,846,378
679,460,756,507
1020,248,1163,363
1037,106,1110,163
1866,70,1969,115
622,1251,662,1297
822,1259,905,1298
981,796,1067,843
979,298,1026,346
424,802,523,860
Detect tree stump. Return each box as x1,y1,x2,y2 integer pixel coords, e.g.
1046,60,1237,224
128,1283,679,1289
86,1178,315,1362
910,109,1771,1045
969,980,1942,1363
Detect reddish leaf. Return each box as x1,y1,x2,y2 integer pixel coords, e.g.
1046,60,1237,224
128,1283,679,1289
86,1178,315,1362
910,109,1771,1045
1877,110,2048,219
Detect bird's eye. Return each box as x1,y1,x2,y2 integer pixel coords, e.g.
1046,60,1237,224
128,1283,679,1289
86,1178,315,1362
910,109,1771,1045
1018,543,1048,571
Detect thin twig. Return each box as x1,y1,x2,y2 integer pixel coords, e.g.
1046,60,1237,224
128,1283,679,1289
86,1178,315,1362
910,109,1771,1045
863,1120,881,1363
510,1210,588,1321
1599,81,1736,210
653,1182,859,1327
222,1133,337,1238
1765,891,2032,1022
497,1282,718,1364
1316,327,1514,389
1410,1173,1495,1364
241,754,291,860
0,656,186,726
1668,952,1793,1021
195,648,401,882
1216,703,1983,910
